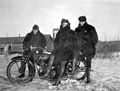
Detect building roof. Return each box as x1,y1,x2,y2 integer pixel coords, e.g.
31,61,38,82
0,34,53,44
0,44,6,48
0,37,24,44
0,34,53,53
10,44,24,53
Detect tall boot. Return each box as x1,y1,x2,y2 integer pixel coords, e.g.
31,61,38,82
16,61,26,78
72,58,77,75
43,55,54,78
53,61,66,86
86,68,91,83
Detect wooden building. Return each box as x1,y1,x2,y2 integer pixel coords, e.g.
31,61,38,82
0,34,53,54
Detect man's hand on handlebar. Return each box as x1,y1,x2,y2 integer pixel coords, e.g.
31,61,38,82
30,46,47,51
30,46,37,50
30,46,39,50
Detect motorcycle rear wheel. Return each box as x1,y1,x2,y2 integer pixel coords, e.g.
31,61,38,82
73,60,87,79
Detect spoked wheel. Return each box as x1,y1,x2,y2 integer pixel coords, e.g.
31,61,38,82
6,59,33,84
73,60,87,79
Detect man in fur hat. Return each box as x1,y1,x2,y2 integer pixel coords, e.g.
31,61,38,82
75,16,98,83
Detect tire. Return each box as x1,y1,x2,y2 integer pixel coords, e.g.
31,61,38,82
6,59,34,84
74,60,87,79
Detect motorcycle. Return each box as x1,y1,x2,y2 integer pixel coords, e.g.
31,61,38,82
6,46,87,84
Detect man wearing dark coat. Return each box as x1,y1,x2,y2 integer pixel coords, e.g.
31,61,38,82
17,24,46,78
75,16,98,83
54,19,74,49
43,19,74,85
53,19,75,85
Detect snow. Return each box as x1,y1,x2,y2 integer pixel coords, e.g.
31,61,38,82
0,54,120,91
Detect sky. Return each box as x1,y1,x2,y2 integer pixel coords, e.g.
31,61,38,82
0,0,120,41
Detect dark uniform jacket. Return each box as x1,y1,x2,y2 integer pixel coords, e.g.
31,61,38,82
54,25,74,49
53,25,74,64
23,30,46,50
75,22,98,57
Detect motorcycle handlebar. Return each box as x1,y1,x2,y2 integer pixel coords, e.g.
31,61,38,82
24,46,53,53
30,46,44,50
30,46,53,53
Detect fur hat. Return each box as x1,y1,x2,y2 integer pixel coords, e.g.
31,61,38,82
78,16,87,22
61,19,69,23
32,24,39,29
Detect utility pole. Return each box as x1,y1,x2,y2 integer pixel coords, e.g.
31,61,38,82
117,24,120,57
19,33,20,37
6,33,8,37
117,24,120,41
104,33,107,42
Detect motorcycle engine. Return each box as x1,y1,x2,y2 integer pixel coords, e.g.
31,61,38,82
36,53,50,67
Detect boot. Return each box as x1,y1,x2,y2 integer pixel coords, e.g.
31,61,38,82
72,59,77,75
16,61,26,78
86,68,91,83
43,55,54,78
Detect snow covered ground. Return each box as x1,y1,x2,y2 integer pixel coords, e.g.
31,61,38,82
0,54,120,91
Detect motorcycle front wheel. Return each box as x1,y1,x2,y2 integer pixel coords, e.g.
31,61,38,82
6,59,35,84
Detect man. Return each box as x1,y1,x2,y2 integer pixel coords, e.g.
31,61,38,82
75,16,98,83
17,24,46,78
54,19,74,49
53,19,75,86
44,19,74,77
43,19,74,86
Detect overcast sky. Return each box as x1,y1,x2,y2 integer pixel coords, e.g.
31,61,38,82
0,0,120,41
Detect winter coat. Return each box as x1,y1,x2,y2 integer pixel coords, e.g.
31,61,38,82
23,30,46,50
75,22,98,57
54,25,74,49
